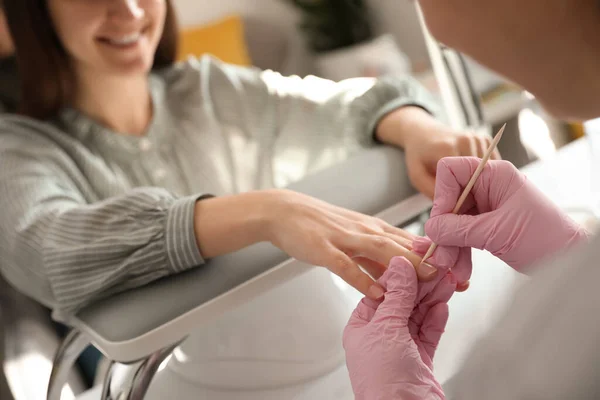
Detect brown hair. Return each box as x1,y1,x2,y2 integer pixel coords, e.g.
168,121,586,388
3,0,178,119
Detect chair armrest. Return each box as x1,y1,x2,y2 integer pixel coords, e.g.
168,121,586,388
70,146,432,362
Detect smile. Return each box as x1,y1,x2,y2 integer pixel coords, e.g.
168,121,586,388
98,26,149,47
107,32,141,46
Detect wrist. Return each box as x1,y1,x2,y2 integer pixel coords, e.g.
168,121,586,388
192,190,277,259
253,189,289,243
375,106,441,148
245,189,279,243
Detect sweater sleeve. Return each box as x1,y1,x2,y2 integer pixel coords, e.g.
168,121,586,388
0,134,206,321
170,55,444,152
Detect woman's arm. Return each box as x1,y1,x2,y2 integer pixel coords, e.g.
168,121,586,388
193,188,432,299
175,55,444,151
168,56,498,197
0,146,208,320
0,130,427,320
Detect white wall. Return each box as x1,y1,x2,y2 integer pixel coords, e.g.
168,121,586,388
367,0,429,68
172,0,431,69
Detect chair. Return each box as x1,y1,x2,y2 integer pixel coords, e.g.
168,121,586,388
43,145,432,399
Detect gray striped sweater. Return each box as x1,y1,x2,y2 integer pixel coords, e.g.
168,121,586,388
0,56,441,321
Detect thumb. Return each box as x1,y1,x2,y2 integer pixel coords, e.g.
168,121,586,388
370,257,418,326
419,303,450,365
431,157,482,218
346,297,381,330
408,159,436,199
424,212,493,250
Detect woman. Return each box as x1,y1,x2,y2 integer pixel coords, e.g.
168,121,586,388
344,1,600,398
0,0,493,396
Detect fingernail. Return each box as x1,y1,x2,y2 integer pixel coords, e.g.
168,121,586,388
367,284,385,300
418,262,438,280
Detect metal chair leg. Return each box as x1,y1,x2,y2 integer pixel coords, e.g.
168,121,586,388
100,360,116,400
46,330,91,400
102,342,179,400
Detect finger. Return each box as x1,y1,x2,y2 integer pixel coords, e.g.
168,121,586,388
355,256,387,280
456,280,470,292
430,157,484,218
457,135,478,157
412,238,466,301
432,157,513,218
475,136,487,158
371,257,418,326
485,136,503,160
346,296,382,330
492,147,502,160
326,247,384,300
424,212,494,249
421,272,457,305
408,157,436,199
347,234,438,281
412,235,433,254
411,271,456,327
450,247,473,283
382,231,414,251
382,224,418,242
431,157,475,217
419,303,450,364
321,204,416,241
412,237,459,288
324,206,417,247
412,237,459,272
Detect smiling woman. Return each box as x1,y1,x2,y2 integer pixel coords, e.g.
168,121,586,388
4,0,177,120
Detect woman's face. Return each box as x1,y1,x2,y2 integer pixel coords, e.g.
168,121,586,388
47,0,166,77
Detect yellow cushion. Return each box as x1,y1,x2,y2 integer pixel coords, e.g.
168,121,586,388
177,15,251,66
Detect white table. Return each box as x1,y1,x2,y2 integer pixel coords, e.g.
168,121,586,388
434,136,596,383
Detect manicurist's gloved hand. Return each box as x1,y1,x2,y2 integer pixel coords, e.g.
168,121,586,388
343,242,470,400
425,157,590,272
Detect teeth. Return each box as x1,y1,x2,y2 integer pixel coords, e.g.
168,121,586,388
108,32,141,45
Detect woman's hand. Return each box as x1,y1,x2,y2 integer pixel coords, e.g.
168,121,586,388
263,189,439,299
343,242,467,400
376,106,501,198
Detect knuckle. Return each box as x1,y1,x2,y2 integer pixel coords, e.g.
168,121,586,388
497,159,516,171
371,235,392,249
437,140,456,155
458,136,475,154
456,135,471,146
333,254,353,273
407,167,425,186
356,222,376,234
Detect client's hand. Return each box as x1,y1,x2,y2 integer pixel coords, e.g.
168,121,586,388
375,106,501,199
343,243,469,400
265,189,438,301
425,157,590,272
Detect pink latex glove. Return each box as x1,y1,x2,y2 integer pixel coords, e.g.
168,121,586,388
343,242,470,400
425,157,590,272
